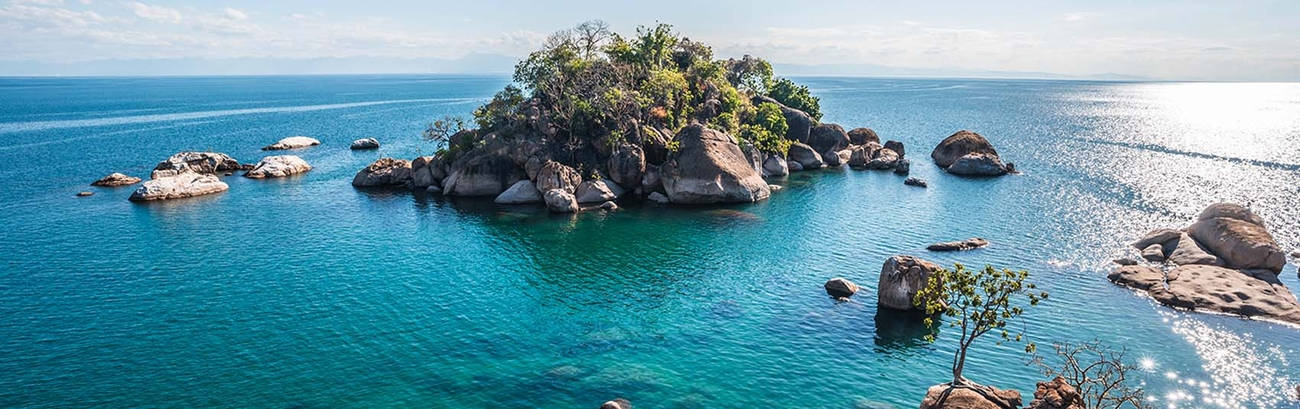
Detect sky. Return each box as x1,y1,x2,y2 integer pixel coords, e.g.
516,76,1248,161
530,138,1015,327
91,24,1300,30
0,0,1297,80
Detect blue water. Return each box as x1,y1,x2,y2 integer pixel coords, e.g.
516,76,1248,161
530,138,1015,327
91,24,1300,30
1,75,1298,409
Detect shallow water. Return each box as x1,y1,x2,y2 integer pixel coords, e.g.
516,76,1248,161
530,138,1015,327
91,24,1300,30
0,75,1298,409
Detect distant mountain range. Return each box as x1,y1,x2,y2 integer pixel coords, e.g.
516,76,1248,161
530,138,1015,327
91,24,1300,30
0,54,1149,81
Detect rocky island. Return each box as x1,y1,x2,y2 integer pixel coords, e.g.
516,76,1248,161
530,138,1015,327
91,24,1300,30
351,23,1015,212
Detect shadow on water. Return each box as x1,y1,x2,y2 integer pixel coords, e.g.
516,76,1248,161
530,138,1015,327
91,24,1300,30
873,308,938,349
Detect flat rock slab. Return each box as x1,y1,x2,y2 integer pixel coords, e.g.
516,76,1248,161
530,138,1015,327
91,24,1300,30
1108,265,1300,325
927,238,989,251
244,155,312,178
129,172,229,201
262,136,321,150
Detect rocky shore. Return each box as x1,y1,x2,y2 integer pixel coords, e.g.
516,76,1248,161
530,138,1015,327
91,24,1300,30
1108,203,1299,324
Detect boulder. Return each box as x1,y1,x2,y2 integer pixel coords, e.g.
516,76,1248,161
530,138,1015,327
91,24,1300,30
824,277,860,299
919,384,1022,409
1140,244,1166,262
927,238,989,252
607,143,646,188
660,124,771,204
787,142,824,170
647,191,670,204
866,148,900,170
129,172,229,201
931,130,999,168
641,165,663,194
1132,228,1181,252
947,152,1008,176
244,155,312,179
1110,264,1300,325
755,95,813,142
894,159,911,175
1166,233,1220,266
1188,204,1285,272
740,141,763,175
808,123,850,154
877,255,942,311
442,154,523,196
599,398,632,409
599,201,618,210
76,191,94,197
537,161,582,194
762,154,789,177
884,140,905,158
787,160,804,172
349,138,380,150
847,143,881,169
411,155,448,188
151,152,241,179
1026,377,1085,409
262,136,320,150
847,128,879,145
352,158,412,187
494,180,543,204
1113,258,1139,266
904,177,928,188
91,172,141,187
544,189,579,213
822,148,844,167
576,179,624,203
640,126,672,166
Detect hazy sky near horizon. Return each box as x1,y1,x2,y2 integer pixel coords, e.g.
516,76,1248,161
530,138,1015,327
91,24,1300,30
1,0,1297,80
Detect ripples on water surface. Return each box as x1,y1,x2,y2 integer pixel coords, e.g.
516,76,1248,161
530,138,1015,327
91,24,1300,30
0,76,1297,408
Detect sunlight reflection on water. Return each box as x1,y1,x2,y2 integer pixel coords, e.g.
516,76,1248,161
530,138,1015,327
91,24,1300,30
1163,312,1296,409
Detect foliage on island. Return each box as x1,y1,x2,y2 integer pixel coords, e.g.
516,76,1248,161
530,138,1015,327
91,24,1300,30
913,263,1048,386
425,20,821,166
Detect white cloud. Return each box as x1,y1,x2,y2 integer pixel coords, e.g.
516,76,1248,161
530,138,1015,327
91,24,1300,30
223,7,244,20
127,2,180,23
1063,12,1100,22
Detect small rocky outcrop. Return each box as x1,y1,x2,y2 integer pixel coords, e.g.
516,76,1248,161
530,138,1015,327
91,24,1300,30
129,172,229,201
847,143,881,169
660,124,771,204
442,154,522,197
823,148,844,167
808,123,850,155
894,159,911,175
1109,264,1300,325
91,172,141,187
866,148,900,170
76,191,94,197
576,179,624,203
877,255,942,311
352,158,412,187
1026,377,1085,409
537,161,582,194
762,155,789,177
927,238,989,252
411,155,448,189
244,155,311,179
494,180,543,204
824,277,861,299
151,152,241,179
787,142,824,170
599,398,632,409
919,384,1022,409
847,127,879,145
350,138,380,150
262,136,320,150
904,177,927,187
544,189,579,213
932,131,1010,176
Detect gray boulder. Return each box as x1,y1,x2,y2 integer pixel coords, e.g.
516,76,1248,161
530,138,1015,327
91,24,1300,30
927,238,989,252
893,158,911,175
904,177,927,187
244,155,311,179
647,191,670,204
877,255,942,311
442,154,522,197
129,172,229,201
349,138,380,150
808,123,850,154
536,161,582,194
660,124,771,204
762,154,789,177
607,143,646,188
755,95,813,142
946,152,1008,176
151,152,241,179
866,148,900,170
352,158,412,187
544,189,579,213
847,143,881,169
575,179,624,203
824,277,860,299
494,180,543,204
884,140,905,158
91,172,141,187
411,155,448,188
262,136,320,151
1141,244,1166,262
931,130,999,168
787,142,824,170
1167,233,1220,266
847,128,879,145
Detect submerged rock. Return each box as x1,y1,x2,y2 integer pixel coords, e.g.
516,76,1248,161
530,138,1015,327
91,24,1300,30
352,157,412,187
877,255,941,311
927,238,989,252
919,384,1022,409
544,189,579,213
1109,264,1300,325
660,124,770,204
244,155,311,179
824,277,860,299
904,177,927,188
262,136,320,150
349,138,380,150
91,172,141,187
494,180,543,204
129,172,229,201
151,152,242,179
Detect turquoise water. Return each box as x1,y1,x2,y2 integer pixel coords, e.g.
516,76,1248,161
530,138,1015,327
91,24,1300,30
1,75,1298,409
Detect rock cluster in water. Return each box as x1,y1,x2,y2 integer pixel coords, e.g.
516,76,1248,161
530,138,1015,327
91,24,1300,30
129,172,229,201
1108,203,1298,324
931,130,1013,176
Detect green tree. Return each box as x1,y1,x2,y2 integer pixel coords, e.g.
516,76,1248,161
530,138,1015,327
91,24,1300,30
914,264,1048,386
423,115,466,149
739,102,790,154
725,55,774,94
768,77,822,120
